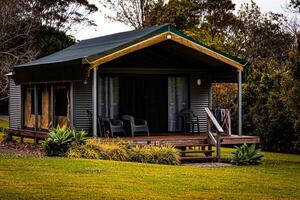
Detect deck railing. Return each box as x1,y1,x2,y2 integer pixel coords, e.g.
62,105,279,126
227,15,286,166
204,107,224,162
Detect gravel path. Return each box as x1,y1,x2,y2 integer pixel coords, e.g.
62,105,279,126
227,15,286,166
183,162,233,167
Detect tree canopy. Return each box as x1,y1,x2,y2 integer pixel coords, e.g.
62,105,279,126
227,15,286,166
0,0,97,101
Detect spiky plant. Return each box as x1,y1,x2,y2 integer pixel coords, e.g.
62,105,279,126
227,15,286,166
230,143,264,165
44,126,73,156
71,130,88,145
44,126,88,156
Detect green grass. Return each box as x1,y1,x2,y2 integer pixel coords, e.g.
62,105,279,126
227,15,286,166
0,119,8,128
0,120,298,199
0,149,299,199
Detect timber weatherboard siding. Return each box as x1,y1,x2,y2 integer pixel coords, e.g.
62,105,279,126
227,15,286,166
73,79,93,132
9,78,22,129
190,74,211,132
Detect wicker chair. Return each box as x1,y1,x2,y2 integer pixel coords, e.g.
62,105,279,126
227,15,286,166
101,117,126,137
178,109,200,134
121,115,149,137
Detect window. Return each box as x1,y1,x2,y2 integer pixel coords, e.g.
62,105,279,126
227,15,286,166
55,87,68,116
30,89,34,115
38,88,42,115
30,87,43,115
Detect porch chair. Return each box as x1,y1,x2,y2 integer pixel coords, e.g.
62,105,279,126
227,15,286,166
121,115,149,137
86,109,93,134
178,109,201,134
87,110,105,137
101,117,126,137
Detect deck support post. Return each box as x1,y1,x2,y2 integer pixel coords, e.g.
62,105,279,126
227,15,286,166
34,85,38,131
92,67,98,137
70,83,74,128
237,70,242,136
216,131,221,162
50,85,55,128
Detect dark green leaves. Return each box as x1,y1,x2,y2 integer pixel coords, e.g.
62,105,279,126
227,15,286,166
230,143,264,166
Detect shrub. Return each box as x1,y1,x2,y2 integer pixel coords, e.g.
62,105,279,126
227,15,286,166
67,139,130,161
67,139,180,165
230,143,264,166
43,126,87,156
0,129,12,143
67,146,100,159
130,145,180,165
71,130,87,146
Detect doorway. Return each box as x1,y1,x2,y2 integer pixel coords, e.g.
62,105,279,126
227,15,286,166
119,76,168,133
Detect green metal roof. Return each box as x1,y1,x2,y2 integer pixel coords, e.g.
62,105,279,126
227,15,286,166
15,24,247,68
13,24,248,83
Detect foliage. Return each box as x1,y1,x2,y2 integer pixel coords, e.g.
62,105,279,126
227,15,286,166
100,0,201,30
130,145,180,165
67,139,180,165
70,129,88,146
230,143,264,165
43,126,87,156
0,0,97,102
0,0,37,101
27,0,98,32
0,129,12,143
289,0,300,13
34,26,75,58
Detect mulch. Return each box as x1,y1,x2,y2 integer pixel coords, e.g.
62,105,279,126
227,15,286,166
0,141,43,157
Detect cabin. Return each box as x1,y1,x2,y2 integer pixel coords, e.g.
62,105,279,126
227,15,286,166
8,24,259,160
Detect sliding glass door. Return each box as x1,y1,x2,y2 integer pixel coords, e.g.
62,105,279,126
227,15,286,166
22,83,71,130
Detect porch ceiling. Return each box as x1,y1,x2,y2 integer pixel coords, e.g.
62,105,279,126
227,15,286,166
99,40,239,82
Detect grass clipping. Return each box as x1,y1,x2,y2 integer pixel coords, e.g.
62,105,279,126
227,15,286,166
67,139,180,165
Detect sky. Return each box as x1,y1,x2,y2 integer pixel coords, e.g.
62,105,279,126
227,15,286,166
74,0,291,40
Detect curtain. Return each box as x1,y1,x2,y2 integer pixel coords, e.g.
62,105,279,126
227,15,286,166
24,88,35,128
39,87,51,129
98,76,119,119
168,77,188,132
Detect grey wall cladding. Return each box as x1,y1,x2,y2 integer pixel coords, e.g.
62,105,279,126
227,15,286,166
190,74,211,132
73,80,92,132
9,78,22,129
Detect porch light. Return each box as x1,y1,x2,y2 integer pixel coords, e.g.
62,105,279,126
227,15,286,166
196,78,202,86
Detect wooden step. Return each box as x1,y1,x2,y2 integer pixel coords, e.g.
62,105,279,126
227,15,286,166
175,144,212,148
180,150,214,154
179,156,214,161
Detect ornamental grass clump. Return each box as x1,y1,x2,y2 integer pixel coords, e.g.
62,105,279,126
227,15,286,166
230,143,264,166
67,139,130,161
130,145,180,165
67,138,180,165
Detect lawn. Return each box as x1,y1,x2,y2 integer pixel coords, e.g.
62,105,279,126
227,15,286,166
0,149,299,200
0,119,8,129
0,120,299,199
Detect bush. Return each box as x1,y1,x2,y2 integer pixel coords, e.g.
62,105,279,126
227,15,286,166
0,129,12,143
43,126,87,156
67,139,180,165
67,145,101,159
130,146,180,165
230,143,264,166
70,129,88,146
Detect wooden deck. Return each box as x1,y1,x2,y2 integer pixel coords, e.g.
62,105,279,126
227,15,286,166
6,128,259,161
7,128,49,144
116,134,260,147
6,128,259,147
